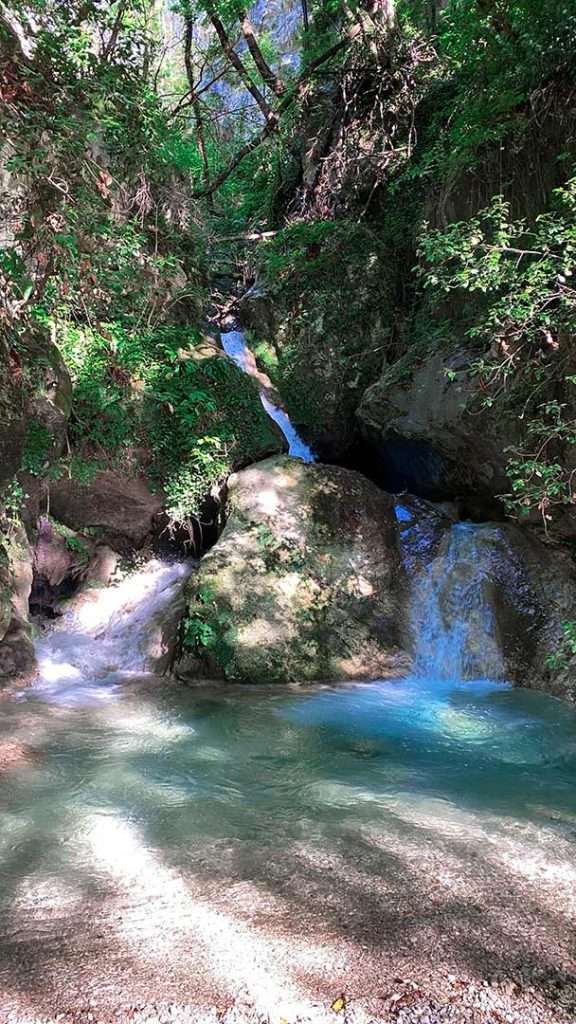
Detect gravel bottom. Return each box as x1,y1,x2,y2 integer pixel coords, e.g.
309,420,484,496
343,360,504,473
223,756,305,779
1,822,576,1024
2,973,576,1024
2,948,575,1024
1,691,575,1024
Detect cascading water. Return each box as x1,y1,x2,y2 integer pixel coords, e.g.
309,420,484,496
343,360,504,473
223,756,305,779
221,329,315,462
32,558,191,705
411,522,507,683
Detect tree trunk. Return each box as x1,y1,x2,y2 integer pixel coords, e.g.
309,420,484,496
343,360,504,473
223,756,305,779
184,17,214,210
205,5,277,124
238,10,285,96
101,0,128,62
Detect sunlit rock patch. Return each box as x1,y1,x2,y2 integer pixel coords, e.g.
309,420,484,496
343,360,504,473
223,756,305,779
176,456,409,683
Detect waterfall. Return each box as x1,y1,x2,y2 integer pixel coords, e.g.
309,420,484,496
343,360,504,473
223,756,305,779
410,522,508,683
31,559,191,705
221,330,315,462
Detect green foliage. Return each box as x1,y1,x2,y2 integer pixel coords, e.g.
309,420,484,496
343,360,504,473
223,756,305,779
404,0,576,181
417,175,576,523
546,620,576,671
183,583,235,671
5,0,576,550
1,0,206,344
250,336,279,379
263,220,343,281
49,518,90,560
2,480,26,527
21,420,53,477
68,457,101,485
58,320,278,522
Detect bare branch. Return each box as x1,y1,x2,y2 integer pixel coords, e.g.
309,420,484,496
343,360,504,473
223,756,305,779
168,63,229,119
183,15,214,210
238,10,285,96
211,230,278,243
205,4,277,123
191,23,362,199
101,0,128,63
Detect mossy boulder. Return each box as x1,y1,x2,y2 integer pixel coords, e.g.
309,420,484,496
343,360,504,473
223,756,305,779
256,222,395,461
176,456,409,683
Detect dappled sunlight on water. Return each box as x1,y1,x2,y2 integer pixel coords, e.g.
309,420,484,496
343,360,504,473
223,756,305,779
0,674,575,1012
0,545,575,1013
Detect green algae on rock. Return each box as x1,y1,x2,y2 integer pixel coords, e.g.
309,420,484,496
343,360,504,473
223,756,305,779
176,456,409,684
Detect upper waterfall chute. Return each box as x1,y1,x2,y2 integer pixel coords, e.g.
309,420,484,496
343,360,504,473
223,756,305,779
220,330,315,463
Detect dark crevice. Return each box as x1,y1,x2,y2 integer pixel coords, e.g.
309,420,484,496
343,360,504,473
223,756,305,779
152,493,226,561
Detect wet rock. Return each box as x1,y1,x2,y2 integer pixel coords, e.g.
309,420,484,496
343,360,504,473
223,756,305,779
141,576,189,674
238,281,276,339
176,456,409,683
0,523,36,688
462,522,576,698
48,471,164,550
31,515,94,612
500,527,576,700
395,495,455,576
87,545,120,586
358,350,518,512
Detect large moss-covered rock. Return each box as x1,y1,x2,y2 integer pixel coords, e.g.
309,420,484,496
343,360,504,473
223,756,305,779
255,222,394,461
0,328,72,492
176,456,409,683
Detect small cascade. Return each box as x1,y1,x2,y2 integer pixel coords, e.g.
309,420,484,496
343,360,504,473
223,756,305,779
411,522,508,683
32,559,191,705
221,329,315,462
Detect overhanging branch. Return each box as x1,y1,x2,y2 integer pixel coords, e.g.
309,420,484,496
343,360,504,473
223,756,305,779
191,24,362,199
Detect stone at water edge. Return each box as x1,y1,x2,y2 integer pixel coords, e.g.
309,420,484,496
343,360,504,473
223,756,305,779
357,348,517,514
175,455,410,683
0,524,36,689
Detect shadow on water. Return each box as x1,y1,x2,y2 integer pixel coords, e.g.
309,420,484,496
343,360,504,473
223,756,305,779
1,524,576,1017
0,675,576,1015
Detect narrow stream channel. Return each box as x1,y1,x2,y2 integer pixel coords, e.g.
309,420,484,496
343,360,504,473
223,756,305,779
220,329,316,462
